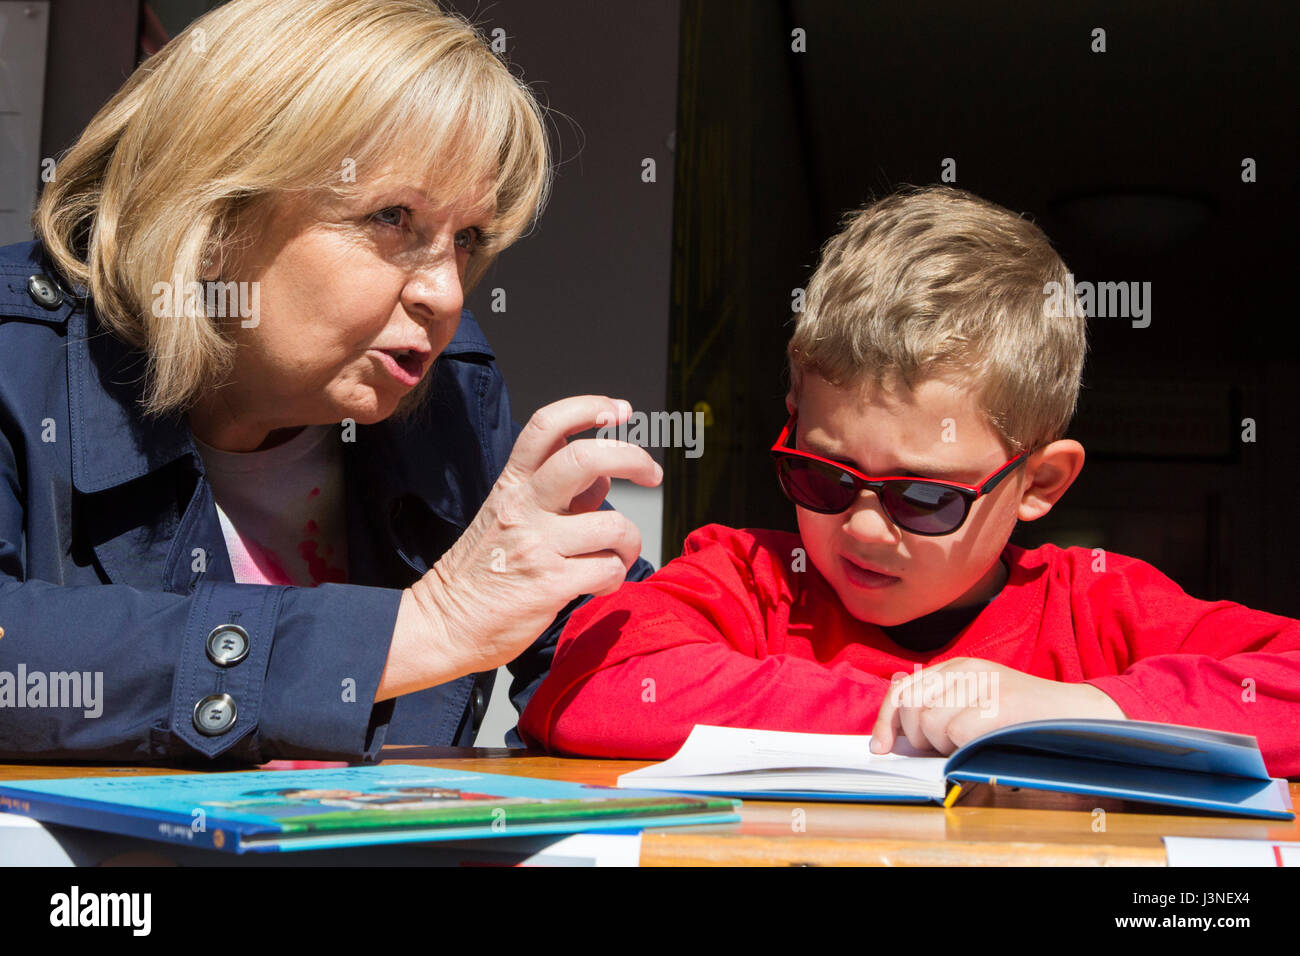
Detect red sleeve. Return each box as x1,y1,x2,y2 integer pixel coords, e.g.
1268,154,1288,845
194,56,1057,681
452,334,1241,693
518,525,890,758
1074,550,1300,777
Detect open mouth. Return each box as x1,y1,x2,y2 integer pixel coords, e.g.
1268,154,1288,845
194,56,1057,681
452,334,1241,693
387,349,424,377
372,348,429,386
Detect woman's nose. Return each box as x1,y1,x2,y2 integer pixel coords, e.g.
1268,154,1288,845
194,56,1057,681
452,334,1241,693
403,252,465,324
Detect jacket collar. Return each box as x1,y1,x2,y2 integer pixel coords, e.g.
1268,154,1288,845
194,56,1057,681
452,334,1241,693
0,240,191,495
68,306,196,494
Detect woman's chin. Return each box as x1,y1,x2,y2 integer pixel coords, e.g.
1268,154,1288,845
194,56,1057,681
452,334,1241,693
318,395,396,428
351,402,399,425
326,371,429,426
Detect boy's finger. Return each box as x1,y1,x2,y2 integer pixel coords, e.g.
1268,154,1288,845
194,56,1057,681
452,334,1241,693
869,710,902,755
869,716,892,754
900,703,931,753
918,707,966,754
945,708,986,751
870,679,904,752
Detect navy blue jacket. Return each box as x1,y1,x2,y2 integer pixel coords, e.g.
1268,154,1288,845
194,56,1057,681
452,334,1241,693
0,239,653,762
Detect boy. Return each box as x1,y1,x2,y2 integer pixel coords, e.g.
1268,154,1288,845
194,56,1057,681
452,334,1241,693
518,186,1300,775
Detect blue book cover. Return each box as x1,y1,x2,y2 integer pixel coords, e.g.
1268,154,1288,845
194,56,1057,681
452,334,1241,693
0,764,741,853
618,720,1295,820
943,719,1294,820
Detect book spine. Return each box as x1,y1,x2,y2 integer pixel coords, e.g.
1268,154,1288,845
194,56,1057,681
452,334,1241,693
0,793,261,853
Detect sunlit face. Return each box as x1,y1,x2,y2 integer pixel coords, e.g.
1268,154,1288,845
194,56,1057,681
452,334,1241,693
187,166,496,452
789,373,1028,626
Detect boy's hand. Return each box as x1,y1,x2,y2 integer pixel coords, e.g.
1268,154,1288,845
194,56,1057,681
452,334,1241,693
869,657,1125,755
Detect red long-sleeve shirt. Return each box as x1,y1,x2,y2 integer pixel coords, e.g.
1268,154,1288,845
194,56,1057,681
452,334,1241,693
519,524,1300,776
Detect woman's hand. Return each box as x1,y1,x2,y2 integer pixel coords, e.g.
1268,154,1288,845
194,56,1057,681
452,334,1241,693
378,395,661,699
868,657,1127,755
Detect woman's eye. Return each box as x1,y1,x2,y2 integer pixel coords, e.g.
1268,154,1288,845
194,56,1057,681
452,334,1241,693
370,209,483,253
371,206,410,228
455,227,482,253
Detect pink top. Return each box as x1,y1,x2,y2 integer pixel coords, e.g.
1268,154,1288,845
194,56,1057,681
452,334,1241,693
191,425,348,587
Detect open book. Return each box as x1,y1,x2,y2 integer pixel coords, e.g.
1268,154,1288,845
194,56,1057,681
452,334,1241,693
616,720,1295,820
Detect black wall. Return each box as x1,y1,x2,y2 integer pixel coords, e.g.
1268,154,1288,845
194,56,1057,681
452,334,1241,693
667,0,1299,615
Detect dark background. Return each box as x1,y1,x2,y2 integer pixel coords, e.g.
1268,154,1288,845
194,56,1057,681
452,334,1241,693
666,0,1299,616
33,0,1300,617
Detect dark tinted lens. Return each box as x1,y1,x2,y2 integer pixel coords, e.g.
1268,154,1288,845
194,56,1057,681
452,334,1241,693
881,480,968,534
776,457,857,513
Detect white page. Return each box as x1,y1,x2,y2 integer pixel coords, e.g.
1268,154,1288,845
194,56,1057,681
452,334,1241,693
1164,836,1300,867
435,833,642,867
619,725,949,787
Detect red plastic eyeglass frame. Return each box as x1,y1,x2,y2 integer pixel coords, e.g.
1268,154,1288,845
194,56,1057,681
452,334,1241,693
769,413,1028,535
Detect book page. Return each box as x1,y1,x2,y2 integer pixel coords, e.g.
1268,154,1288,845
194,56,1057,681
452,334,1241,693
627,725,948,784
1164,836,1300,866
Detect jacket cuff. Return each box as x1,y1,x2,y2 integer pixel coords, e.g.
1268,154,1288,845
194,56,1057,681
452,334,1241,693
168,581,402,760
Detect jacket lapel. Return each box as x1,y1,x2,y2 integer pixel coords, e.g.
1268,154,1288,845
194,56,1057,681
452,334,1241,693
341,415,468,588
67,306,218,590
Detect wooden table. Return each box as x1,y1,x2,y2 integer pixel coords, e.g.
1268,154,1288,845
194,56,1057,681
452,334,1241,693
3,747,1297,866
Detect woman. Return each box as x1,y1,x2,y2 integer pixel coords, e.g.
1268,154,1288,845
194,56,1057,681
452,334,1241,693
0,0,658,761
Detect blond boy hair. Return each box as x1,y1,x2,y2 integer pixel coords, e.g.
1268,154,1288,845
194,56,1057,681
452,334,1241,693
787,186,1086,455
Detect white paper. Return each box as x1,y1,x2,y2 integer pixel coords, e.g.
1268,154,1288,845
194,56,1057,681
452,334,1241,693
1164,836,1300,867
618,724,949,794
433,832,643,867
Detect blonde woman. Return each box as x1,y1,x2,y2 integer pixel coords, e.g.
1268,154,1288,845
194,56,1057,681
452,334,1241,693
0,0,658,760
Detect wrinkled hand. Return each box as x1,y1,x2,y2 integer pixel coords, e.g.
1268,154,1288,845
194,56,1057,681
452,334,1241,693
407,395,661,678
869,657,1126,755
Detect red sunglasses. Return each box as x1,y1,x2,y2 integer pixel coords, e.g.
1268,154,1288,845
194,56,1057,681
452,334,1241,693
770,413,1028,536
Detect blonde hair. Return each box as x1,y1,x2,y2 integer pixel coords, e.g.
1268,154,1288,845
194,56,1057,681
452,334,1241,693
787,186,1086,455
35,0,552,422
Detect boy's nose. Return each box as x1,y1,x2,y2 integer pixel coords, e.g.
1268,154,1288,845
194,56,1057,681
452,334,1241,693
844,492,900,542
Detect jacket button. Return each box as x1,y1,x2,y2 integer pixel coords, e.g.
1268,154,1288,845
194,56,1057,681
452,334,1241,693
193,693,238,735
205,624,250,667
471,682,487,731
26,274,64,310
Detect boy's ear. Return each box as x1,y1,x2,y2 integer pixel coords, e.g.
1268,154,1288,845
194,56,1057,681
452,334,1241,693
1017,439,1085,522
784,390,797,416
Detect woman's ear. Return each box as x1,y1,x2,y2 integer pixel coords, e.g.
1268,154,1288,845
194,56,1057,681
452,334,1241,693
1017,439,1086,522
200,248,222,281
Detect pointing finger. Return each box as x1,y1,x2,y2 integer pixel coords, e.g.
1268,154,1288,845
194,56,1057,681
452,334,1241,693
530,438,662,514
503,396,632,480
